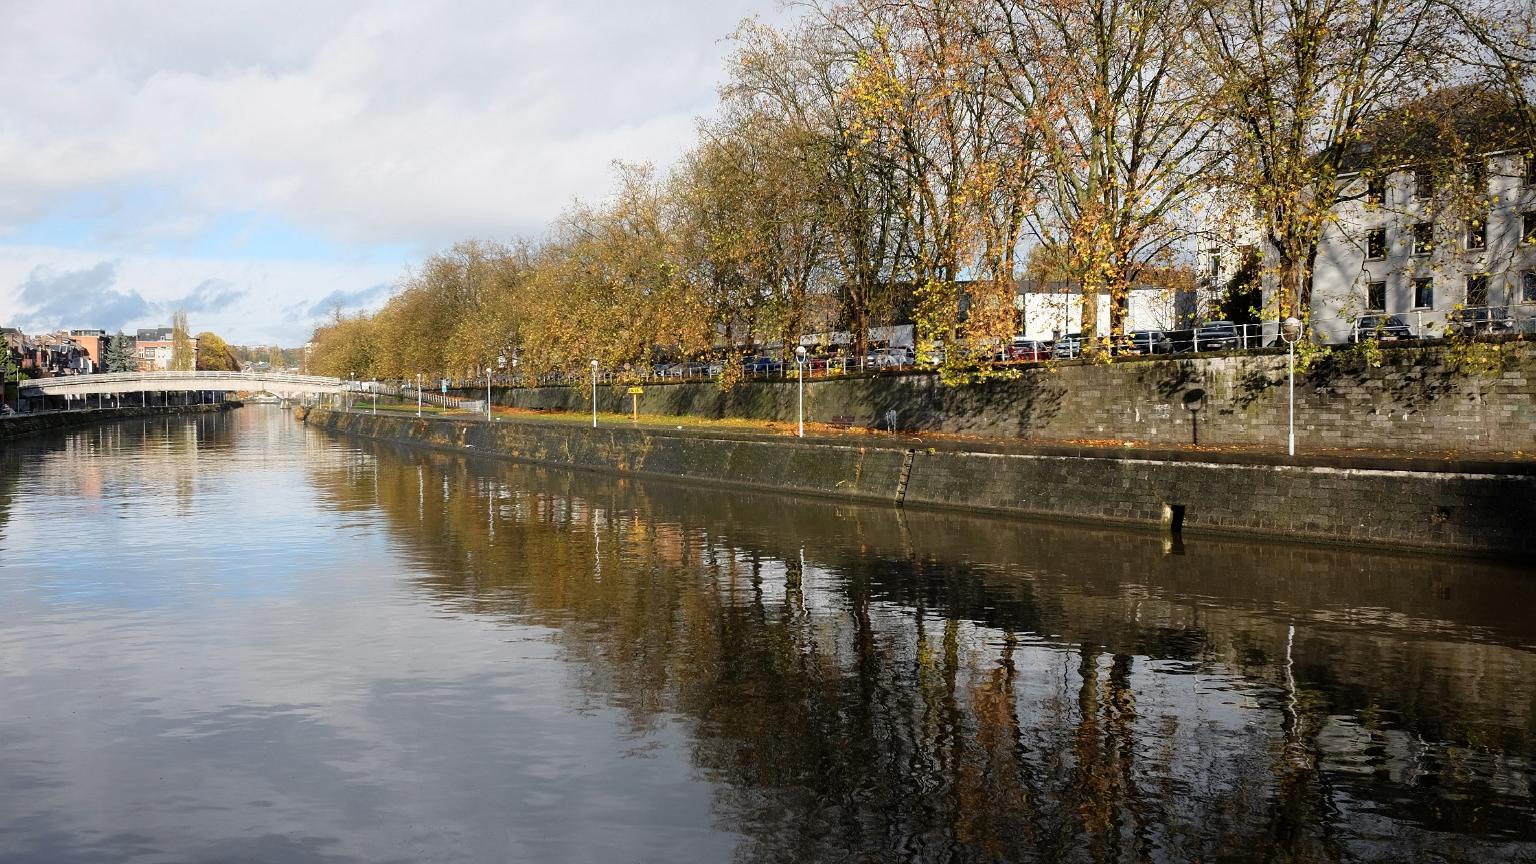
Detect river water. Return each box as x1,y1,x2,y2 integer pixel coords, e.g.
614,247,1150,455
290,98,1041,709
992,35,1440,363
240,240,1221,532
0,407,1533,863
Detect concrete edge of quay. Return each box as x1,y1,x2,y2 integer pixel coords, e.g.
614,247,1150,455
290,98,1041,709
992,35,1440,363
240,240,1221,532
0,402,238,442
296,405,1536,561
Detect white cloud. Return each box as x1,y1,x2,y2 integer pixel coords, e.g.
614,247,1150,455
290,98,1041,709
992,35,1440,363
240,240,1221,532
0,0,774,245
0,244,404,345
0,0,783,342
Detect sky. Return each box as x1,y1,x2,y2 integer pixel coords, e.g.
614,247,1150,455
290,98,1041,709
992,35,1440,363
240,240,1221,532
0,0,781,346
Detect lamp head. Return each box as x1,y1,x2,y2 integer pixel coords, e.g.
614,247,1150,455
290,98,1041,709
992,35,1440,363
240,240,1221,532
590,359,599,369
795,345,807,359
1280,317,1302,343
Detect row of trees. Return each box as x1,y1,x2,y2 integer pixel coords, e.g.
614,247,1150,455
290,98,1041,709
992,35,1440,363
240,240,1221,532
308,0,1535,384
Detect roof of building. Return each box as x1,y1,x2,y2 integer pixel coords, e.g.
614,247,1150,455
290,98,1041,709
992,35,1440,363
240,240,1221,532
1342,84,1533,174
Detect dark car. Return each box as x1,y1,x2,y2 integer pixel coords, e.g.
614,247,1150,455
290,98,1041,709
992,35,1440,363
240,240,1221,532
1116,330,1172,355
1350,314,1413,343
741,356,780,374
1446,306,1511,336
1192,321,1242,351
1051,333,1084,359
1163,328,1195,353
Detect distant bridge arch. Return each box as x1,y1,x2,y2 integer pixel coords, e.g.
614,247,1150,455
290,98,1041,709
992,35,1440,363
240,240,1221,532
18,371,485,412
19,371,347,400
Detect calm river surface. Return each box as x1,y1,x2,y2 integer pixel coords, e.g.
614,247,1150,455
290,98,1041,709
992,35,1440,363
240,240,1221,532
1,407,1534,863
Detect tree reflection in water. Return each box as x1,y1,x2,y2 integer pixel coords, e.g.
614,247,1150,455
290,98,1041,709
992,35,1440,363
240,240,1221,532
310,439,1536,864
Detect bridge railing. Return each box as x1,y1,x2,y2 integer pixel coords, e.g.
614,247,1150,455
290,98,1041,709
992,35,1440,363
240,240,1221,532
339,381,484,413
20,371,345,391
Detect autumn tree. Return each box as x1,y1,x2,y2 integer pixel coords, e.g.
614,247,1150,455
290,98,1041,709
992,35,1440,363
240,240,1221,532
673,109,830,365
984,0,1222,348
170,309,195,371
194,331,241,372
729,17,917,358
1195,0,1450,320
306,310,382,380
836,0,1042,376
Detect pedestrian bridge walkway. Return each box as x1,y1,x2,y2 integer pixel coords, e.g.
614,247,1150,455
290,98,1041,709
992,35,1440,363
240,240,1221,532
20,371,347,399
18,371,485,412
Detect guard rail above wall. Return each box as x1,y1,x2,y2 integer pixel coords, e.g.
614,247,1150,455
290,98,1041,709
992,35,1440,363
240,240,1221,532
433,303,1536,388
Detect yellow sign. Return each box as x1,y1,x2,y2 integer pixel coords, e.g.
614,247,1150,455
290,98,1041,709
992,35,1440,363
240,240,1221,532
627,386,644,395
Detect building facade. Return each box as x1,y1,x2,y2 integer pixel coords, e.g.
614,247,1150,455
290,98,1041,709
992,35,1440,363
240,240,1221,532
1292,149,1536,342
134,327,197,371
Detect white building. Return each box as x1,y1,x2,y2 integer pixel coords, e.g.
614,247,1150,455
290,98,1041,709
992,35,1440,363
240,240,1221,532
1295,149,1536,342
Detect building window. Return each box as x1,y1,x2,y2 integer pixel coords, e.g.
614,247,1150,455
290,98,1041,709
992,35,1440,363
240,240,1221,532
1365,174,1386,204
1465,158,1487,194
1526,153,1536,186
1365,228,1387,259
1466,274,1489,308
1524,271,1536,303
1412,222,1433,256
1465,217,1487,251
1414,167,1434,200
1524,211,1536,245
1414,278,1434,309
1366,281,1387,311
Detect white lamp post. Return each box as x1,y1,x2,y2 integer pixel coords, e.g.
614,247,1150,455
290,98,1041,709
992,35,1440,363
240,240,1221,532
794,344,807,437
485,367,493,420
371,381,377,415
590,359,600,428
416,373,422,417
1280,317,1302,457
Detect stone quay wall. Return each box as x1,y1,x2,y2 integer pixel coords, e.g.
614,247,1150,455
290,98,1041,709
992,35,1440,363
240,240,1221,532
0,403,236,443
299,406,1536,559
477,343,1536,454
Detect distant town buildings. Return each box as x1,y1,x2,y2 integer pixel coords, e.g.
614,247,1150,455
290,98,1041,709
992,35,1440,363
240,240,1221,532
133,327,193,371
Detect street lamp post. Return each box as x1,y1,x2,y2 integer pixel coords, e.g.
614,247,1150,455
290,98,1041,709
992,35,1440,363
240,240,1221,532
794,345,807,438
590,359,599,428
416,373,422,417
371,381,377,415
1280,317,1303,457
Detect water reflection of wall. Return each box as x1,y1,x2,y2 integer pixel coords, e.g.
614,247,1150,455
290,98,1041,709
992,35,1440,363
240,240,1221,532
307,440,1536,863
0,409,246,529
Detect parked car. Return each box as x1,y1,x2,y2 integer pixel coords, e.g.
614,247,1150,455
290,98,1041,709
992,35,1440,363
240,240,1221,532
1350,314,1413,343
741,356,780,374
1446,306,1512,336
1118,330,1173,355
865,347,913,368
1007,339,1049,362
1192,320,1242,351
1051,333,1084,359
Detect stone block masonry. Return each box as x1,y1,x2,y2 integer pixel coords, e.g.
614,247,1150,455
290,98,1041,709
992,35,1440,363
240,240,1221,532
300,407,1536,560
483,343,1536,454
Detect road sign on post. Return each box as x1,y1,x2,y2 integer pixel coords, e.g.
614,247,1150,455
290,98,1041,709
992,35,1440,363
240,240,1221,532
627,386,643,419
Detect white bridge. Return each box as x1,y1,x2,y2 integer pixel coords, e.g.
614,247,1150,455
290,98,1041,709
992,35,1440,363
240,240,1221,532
18,371,485,412
20,371,347,399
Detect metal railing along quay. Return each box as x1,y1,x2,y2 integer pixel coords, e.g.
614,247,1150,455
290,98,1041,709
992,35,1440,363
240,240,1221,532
464,303,1535,387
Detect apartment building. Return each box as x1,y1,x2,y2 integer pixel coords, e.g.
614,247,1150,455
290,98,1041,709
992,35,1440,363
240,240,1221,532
1300,148,1536,342
134,326,197,371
